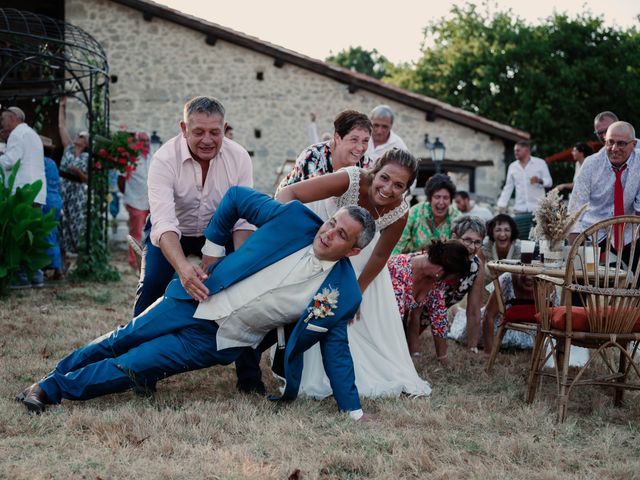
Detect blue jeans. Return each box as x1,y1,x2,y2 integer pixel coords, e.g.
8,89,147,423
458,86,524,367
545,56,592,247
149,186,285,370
39,298,244,403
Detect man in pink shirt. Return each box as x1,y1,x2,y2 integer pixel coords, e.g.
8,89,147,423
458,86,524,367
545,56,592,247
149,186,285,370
134,96,260,392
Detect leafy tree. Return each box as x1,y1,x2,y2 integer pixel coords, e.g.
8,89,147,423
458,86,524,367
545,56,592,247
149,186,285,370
385,4,640,158
326,46,392,80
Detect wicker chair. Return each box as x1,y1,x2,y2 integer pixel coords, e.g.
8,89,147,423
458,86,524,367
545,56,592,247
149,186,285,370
484,282,538,373
527,216,640,422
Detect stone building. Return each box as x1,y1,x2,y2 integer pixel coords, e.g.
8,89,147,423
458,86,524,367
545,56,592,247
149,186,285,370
17,0,530,198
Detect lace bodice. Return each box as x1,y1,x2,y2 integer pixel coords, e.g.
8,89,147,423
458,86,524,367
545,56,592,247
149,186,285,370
334,166,409,231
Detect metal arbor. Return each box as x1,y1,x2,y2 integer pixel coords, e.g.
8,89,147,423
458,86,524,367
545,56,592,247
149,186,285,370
0,8,115,279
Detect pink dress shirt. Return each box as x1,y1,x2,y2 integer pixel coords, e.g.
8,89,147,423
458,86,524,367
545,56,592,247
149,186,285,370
148,134,255,247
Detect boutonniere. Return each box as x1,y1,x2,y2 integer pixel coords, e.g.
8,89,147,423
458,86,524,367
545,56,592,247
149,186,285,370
304,287,339,323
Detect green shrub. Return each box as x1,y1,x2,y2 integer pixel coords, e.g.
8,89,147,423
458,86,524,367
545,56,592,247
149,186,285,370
0,160,58,295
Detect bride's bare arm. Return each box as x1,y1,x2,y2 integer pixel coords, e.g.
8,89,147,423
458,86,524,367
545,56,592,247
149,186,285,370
357,213,407,293
275,169,350,204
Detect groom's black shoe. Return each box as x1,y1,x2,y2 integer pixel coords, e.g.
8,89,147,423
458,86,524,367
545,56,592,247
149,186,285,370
21,383,49,414
236,380,267,396
15,385,31,403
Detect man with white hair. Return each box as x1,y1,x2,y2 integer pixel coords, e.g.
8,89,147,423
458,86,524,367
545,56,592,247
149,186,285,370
365,105,407,161
569,121,640,245
0,106,46,205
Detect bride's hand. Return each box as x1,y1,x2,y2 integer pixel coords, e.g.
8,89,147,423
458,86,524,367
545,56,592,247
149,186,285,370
348,307,361,325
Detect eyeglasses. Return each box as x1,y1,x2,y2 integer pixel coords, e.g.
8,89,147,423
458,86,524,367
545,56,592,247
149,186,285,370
460,237,483,248
605,139,635,149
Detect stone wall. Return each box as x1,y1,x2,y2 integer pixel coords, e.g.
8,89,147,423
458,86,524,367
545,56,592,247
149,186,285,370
66,0,507,197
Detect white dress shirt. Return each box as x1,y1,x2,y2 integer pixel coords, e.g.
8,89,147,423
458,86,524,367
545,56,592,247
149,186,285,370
496,156,552,213
194,246,336,350
366,130,408,162
0,123,46,204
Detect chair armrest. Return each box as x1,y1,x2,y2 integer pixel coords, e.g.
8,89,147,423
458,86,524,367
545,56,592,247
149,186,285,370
535,274,564,286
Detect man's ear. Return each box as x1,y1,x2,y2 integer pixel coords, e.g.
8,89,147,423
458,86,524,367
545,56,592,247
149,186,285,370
345,247,361,258
179,120,187,137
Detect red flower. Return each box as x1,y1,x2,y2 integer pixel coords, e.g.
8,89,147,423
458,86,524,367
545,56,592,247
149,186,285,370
116,146,125,153
119,158,126,164
95,161,102,169
98,148,107,157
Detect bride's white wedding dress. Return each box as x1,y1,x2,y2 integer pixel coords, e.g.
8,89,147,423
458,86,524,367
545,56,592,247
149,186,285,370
297,166,432,398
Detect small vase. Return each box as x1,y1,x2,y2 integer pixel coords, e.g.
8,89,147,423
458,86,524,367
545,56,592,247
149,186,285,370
542,240,565,264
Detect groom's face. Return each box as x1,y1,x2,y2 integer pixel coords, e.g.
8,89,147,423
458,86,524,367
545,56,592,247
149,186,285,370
313,210,362,261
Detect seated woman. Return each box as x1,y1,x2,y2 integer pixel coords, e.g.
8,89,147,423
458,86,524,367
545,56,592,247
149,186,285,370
275,110,372,194
276,148,432,397
392,173,459,254
481,214,521,285
410,217,487,366
388,240,471,353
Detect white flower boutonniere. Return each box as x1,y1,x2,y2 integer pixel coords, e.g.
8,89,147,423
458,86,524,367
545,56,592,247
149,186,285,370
304,287,339,323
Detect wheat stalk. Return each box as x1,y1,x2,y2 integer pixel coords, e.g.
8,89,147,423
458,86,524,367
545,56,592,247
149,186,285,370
533,188,588,250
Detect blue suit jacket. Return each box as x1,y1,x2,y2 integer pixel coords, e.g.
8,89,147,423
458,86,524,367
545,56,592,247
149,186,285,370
166,186,362,412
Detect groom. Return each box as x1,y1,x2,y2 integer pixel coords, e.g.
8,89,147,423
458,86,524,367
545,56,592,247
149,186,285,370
18,187,375,419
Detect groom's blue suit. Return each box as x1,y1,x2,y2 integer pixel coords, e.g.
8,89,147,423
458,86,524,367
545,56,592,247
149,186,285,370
37,187,362,412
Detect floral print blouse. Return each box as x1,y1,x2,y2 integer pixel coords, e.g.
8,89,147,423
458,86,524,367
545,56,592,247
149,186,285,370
275,141,372,194
391,201,459,254
388,253,450,337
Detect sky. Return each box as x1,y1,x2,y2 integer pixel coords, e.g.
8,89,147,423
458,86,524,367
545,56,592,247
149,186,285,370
155,0,639,64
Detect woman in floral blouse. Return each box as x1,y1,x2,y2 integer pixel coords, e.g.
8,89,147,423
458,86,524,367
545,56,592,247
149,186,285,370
275,110,372,195
388,240,471,337
392,173,459,254
404,217,486,366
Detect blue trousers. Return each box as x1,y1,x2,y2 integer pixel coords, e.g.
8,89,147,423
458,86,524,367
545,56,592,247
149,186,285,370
133,219,206,316
133,218,262,386
39,297,244,403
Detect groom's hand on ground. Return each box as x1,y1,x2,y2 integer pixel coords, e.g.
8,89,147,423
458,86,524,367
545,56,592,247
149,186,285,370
177,260,209,302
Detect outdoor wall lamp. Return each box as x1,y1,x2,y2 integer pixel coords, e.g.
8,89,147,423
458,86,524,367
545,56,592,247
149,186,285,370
423,134,446,173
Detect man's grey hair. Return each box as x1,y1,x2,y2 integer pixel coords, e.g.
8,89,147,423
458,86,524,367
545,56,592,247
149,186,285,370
452,215,487,239
370,104,394,124
340,205,376,250
594,111,618,125
183,96,225,123
6,106,25,122
607,121,636,140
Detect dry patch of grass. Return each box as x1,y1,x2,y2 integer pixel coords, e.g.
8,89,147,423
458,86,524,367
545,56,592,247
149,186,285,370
2,251,640,479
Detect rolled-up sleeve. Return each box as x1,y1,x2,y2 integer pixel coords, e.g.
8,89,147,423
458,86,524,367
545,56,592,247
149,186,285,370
231,148,256,232
540,160,553,188
148,148,180,246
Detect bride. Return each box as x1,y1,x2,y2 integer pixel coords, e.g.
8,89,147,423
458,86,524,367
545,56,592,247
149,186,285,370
275,148,432,397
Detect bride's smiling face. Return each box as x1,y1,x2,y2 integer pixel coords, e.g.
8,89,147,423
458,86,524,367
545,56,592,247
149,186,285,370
370,163,411,207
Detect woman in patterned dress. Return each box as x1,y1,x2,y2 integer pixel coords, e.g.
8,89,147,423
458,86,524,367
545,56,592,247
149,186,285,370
392,173,459,254
408,217,487,366
58,97,89,260
275,110,372,195
388,241,471,330
276,148,432,397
